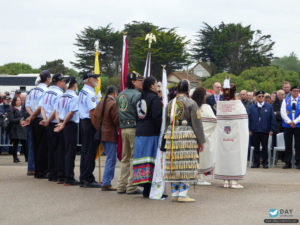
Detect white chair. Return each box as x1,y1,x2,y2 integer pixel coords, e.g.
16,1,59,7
272,133,296,168
249,135,272,168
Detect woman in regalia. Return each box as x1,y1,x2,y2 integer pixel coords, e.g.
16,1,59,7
191,87,217,185
163,80,205,202
214,79,249,188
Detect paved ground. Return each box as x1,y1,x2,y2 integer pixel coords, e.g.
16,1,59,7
0,154,299,225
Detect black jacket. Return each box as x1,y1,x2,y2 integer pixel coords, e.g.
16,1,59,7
206,94,224,115
8,107,27,140
136,90,162,136
272,97,283,133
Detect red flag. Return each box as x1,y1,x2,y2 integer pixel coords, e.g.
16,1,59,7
117,34,129,161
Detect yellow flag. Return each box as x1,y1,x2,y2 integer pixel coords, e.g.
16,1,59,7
94,51,101,97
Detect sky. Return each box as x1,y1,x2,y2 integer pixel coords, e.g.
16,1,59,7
1,0,300,69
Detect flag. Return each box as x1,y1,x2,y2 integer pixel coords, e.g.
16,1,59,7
117,34,129,161
120,35,128,91
94,51,104,159
143,50,151,78
149,66,168,199
94,51,101,99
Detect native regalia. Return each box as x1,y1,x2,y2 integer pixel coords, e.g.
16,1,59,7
163,95,205,184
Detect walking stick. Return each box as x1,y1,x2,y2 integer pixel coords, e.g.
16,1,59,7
98,145,102,183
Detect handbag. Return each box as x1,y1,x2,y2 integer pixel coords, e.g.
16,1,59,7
94,98,107,145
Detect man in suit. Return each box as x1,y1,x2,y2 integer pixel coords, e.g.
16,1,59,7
206,82,224,115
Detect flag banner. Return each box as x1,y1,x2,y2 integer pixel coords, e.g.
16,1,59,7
94,51,101,99
117,34,129,161
149,67,168,200
143,50,151,78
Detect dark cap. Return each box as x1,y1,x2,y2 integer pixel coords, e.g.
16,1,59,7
15,90,21,94
39,70,51,80
68,76,77,87
52,73,66,83
255,90,265,96
127,71,144,81
291,85,300,91
3,95,11,100
83,72,100,80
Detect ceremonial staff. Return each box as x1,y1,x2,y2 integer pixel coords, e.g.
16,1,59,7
143,33,156,78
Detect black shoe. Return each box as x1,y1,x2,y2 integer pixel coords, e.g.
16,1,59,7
251,164,260,168
82,181,101,188
64,180,81,186
282,164,292,169
296,165,300,169
161,194,168,199
127,189,143,195
13,158,20,163
263,165,269,169
48,177,58,182
117,190,126,194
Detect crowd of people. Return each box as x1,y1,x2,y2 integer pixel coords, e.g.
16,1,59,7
0,70,299,203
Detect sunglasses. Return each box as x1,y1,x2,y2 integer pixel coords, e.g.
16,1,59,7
257,95,264,98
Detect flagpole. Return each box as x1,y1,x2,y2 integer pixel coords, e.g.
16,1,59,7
144,33,156,78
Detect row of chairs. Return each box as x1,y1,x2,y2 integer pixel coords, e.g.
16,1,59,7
249,133,296,168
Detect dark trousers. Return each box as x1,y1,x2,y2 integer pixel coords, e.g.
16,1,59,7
79,119,97,183
63,122,78,182
56,128,65,181
11,139,27,161
284,128,300,166
47,123,59,180
32,118,48,178
253,132,269,166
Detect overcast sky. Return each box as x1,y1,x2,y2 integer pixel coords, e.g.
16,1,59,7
1,0,299,69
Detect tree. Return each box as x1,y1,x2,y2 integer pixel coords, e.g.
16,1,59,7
71,25,123,77
0,63,37,75
130,28,190,79
192,22,275,75
40,59,68,74
271,52,300,74
201,66,300,93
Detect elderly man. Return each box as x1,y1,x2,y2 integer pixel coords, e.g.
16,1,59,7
283,81,291,98
248,91,276,168
247,92,254,103
281,86,300,169
206,82,224,115
240,90,252,109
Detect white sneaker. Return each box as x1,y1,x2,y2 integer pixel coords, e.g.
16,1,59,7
197,180,212,186
230,180,244,189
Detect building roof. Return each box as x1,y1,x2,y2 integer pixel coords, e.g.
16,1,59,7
167,71,200,83
190,61,212,74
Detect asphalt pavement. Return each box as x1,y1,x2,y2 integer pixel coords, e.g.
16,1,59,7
0,154,299,225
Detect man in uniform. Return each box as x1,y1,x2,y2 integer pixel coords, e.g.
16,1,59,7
116,71,143,194
54,77,80,185
39,73,66,183
25,70,51,178
280,86,300,169
206,82,224,115
78,72,101,188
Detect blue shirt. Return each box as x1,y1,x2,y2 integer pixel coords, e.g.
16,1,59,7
39,85,64,123
25,83,48,118
79,84,97,119
56,90,79,124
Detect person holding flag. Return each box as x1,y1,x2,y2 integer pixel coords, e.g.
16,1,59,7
116,71,143,194
132,76,162,198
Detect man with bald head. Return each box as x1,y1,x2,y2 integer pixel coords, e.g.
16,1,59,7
240,90,252,109
206,82,224,115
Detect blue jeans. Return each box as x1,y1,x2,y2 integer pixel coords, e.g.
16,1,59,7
0,127,10,152
102,142,117,186
26,126,35,171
